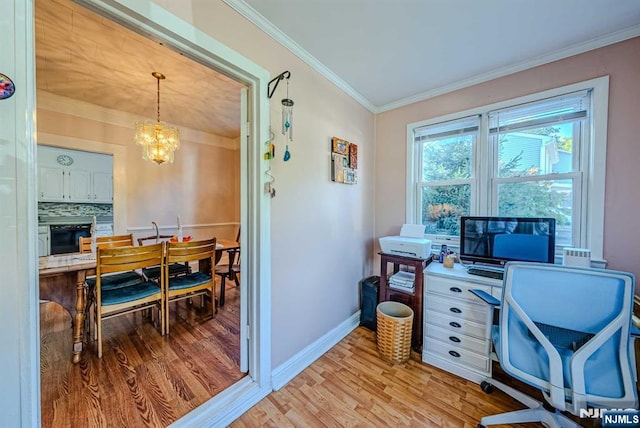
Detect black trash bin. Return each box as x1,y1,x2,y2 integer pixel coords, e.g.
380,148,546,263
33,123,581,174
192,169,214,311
359,275,380,331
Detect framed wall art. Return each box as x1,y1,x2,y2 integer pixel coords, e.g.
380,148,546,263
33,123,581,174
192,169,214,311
331,137,358,185
332,137,350,156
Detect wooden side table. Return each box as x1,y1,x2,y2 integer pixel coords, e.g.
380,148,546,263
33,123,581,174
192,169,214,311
378,252,431,352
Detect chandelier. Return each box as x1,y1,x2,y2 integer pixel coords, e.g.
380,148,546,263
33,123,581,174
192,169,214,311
134,72,180,164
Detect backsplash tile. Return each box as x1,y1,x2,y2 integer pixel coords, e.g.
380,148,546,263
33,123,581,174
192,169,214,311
38,202,112,218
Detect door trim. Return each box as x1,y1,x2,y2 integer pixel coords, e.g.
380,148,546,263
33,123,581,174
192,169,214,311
18,0,272,425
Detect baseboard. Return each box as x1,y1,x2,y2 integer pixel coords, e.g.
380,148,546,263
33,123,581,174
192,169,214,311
170,377,271,428
271,311,361,390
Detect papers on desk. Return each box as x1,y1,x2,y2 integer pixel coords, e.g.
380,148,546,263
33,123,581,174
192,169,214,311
389,271,415,292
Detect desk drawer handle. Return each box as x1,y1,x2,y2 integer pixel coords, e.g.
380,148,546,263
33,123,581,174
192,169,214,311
449,336,461,343
449,350,460,358
449,321,461,328
449,287,462,293
450,307,462,314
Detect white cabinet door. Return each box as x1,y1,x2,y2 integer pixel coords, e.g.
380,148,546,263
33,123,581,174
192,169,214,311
37,228,50,257
38,166,65,201
66,169,92,202
92,172,113,203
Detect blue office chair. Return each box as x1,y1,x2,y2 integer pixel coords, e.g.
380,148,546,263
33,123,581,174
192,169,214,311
473,262,639,428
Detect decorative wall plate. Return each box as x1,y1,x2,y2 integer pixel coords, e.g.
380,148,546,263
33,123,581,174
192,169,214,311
56,154,74,166
0,74,15,100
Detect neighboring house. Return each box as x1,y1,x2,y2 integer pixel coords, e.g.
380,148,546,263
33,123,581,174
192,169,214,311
3,1,640,427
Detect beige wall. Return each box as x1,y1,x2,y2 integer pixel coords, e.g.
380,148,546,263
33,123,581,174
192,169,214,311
375,36,640,282
150,1,376,368
37,107,241,238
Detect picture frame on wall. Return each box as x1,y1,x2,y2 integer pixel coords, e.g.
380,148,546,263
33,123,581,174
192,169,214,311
349,143,358,169
331,153,348,183
332,137,350,156
344,167,357,184
331,136,358,185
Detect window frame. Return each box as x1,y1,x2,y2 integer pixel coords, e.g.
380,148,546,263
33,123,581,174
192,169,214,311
406,76,609,266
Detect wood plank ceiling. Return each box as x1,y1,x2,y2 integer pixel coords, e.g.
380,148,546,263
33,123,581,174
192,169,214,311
35,0,244,139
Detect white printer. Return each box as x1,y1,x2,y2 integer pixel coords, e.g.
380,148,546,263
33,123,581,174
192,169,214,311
379,224,432,259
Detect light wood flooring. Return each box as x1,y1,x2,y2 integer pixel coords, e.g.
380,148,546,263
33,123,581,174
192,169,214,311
233,326,543,428
40,283,244,428
43,287,593,428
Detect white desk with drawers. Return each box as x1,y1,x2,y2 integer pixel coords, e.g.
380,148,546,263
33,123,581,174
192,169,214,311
422,262,503,383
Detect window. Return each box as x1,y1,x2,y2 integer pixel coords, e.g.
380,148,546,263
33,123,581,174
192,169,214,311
406,77,609,264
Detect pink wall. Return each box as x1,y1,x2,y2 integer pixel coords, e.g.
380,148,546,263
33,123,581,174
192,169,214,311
37,108,240,230
376,37,640,281
151,1,376,368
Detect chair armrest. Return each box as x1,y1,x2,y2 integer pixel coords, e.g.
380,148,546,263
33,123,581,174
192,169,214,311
469,289,500,306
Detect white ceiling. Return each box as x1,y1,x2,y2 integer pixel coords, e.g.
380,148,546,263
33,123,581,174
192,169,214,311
233,0,640,112
35,0,640,132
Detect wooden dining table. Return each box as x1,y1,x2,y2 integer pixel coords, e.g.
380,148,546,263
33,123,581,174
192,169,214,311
38,238,240,363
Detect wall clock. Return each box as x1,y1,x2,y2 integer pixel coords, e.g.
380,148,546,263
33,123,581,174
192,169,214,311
56,154,74,166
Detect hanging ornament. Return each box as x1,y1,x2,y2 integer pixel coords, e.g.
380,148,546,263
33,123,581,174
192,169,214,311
281,78,294,142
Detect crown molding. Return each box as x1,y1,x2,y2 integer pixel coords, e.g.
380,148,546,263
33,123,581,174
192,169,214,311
224,1,640,115
37,91,239,150
377,25,640,113
222,0,377,113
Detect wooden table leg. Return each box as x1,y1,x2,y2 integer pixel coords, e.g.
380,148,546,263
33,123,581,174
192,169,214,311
72,270,86,364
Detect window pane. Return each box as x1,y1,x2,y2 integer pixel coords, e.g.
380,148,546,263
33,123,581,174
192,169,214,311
421,184,471,236
422,135,473,181
497,123,577,178
497,179,573,247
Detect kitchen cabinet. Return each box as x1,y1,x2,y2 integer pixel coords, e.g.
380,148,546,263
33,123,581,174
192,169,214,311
92,172,113,203
38,226,50,257
38,166,92,202
37,146,113,203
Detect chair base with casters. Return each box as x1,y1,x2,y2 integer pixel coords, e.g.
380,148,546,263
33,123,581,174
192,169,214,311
477,378,582,428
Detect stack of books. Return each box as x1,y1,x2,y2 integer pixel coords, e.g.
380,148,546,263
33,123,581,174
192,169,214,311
389,270,415,292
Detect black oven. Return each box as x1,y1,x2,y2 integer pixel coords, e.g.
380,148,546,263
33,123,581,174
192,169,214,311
50,224,92,255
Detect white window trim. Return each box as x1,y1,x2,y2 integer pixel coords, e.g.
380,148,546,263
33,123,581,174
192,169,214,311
406,76,609,265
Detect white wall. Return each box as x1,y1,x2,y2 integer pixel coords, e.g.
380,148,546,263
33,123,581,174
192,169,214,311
149,0,376,368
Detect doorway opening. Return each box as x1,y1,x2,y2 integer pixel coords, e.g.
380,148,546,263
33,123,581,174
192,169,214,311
31,0,272,426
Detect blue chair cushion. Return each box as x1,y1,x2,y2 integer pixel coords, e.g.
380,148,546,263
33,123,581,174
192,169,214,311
102,281,161,306
167,272,212,291
143,263,190,279
86,271,143,291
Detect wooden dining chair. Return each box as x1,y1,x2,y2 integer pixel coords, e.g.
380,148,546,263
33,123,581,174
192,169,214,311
215,227,240,307
80,234,143,293
137,235,191,280
80,234,143,333
163,238,217,334
95,243,165,357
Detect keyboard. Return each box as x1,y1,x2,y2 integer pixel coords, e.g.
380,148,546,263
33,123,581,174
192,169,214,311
466,266,504,280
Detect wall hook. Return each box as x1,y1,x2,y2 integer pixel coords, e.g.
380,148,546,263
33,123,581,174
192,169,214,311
267,70,291,99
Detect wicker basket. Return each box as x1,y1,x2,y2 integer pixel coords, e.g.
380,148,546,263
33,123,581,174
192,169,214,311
376,301,414,364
